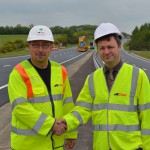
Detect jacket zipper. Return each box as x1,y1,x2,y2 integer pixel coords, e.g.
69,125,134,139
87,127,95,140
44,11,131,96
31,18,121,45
48,90,55,150
48,90,55,117
107,81,115,150
107,92,111,150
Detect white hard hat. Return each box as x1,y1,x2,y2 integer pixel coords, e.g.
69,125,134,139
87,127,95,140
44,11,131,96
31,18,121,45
27,25,54,42
94,23,122,41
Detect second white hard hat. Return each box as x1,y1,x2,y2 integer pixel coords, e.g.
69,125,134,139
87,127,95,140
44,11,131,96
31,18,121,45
27,25,54,42
94,23,122,41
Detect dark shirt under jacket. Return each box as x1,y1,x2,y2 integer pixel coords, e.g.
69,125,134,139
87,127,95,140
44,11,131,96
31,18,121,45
103,60,123,91
28,59,51,92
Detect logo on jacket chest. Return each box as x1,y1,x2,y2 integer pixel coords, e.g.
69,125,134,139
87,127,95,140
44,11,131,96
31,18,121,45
54,84,63,87
114,93,127,96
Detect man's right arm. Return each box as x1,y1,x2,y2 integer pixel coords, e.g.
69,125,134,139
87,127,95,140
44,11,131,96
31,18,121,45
62,75,93,132
8,69,56,136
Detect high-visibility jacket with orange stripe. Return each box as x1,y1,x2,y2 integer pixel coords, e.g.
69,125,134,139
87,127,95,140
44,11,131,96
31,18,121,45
64,63,150,150
8,60,77,150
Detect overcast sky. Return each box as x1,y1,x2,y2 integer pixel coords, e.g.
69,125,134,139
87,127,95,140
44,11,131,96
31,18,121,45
0,0,149,34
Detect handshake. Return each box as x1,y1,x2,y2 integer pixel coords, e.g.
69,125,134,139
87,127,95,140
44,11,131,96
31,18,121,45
51,119,67,136
51,119,76,149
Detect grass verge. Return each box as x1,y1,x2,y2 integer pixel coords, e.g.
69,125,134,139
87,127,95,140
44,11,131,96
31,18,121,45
123,42,150,60
0,49,29,58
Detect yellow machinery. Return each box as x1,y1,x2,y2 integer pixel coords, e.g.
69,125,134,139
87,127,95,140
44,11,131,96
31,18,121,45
77,36,88,52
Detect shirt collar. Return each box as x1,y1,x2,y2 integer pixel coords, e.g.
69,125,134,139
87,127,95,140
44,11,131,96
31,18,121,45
104,59,123,73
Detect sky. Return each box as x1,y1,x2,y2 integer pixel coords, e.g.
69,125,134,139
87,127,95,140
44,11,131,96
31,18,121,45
0,0,149,34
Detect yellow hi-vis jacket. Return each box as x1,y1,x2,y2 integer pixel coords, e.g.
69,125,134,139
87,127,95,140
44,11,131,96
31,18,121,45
8,60,77,150
64,63,150,150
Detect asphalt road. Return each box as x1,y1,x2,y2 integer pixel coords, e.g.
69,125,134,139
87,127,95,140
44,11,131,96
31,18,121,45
69,52,95,150
1,47,150,150
0,50,95,150
0,47,88,107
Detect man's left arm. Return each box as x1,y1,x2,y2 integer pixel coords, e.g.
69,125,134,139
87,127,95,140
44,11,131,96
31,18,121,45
62,68,78,146
137,69,150,149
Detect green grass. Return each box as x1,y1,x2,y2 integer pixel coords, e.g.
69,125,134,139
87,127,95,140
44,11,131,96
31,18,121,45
0,34,63,46
123,42,150,60
0,34,71,58
0,35,27,46
0,49,29,58
129,51,150,59
0,36,149,60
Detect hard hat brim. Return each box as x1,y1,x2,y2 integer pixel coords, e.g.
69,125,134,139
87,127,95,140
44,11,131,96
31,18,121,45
27,36,54,42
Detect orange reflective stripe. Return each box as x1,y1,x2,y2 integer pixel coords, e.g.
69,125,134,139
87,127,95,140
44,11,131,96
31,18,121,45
61,65,67,93
15,64,34,98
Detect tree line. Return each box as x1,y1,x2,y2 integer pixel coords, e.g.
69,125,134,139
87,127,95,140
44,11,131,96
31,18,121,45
0,23,149,53
0,24,97,35
128,23,150,51
0,24,97,53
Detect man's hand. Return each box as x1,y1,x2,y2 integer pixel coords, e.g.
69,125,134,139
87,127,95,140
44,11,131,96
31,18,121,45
65,139,76,149
51,119,67,135
57,119,66,124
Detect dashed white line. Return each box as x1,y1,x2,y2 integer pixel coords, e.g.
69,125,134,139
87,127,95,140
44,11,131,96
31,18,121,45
0,84,8,90
0,52,87,90
143,68,147,71
3,65,11,67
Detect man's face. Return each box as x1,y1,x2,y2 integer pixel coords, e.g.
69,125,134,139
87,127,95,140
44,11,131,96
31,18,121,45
28,40,53,65
97,36,121,68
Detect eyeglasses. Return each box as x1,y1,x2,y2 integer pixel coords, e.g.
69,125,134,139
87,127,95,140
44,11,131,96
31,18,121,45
30,42,51,49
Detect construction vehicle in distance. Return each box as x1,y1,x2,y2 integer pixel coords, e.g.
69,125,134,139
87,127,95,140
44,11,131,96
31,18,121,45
89,41,95,49
77,36,88,52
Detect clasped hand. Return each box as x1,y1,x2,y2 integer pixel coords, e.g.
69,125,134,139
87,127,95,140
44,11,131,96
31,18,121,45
51,119,66,135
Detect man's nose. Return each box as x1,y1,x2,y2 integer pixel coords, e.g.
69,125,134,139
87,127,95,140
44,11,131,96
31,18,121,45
103,48,110,54
38,45,44,51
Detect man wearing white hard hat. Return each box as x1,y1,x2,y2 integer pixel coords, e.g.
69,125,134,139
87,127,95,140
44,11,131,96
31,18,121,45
60,23,150,150
8,25,77,150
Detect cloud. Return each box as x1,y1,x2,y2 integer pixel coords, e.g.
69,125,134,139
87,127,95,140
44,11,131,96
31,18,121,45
0,0,149,34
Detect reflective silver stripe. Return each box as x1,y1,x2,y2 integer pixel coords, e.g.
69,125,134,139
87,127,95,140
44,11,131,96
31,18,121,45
11,126,38,135
88,73,95,100
138,103,150,111
93,124,140,132
72,111,83,125
33,113,47,132
12,97,27,111
142,129,150,135
75,101,92,110
28,96,49,103
88,66,139,112
129,67,139,111
53,94,63,101
28,94,63,103
93,103,137,112
63,97,73,104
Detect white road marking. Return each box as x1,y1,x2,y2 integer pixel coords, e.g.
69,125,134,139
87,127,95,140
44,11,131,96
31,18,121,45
3,65,11,67
143,68,147,71
0,52,86,90
0,84,8,90
60,52,86,64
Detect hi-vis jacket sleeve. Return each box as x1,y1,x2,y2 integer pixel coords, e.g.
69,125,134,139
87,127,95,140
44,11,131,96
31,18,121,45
63,75,92,131
62,70,78,139
137,69,150,149
8,69,55,136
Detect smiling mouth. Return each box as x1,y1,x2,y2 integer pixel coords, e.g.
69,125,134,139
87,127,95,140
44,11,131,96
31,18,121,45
105,56,111,59
36,54,45,57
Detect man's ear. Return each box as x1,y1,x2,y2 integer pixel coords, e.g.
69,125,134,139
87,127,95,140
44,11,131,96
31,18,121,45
119,44,122,52
50,43,54,48
28,43,31,51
